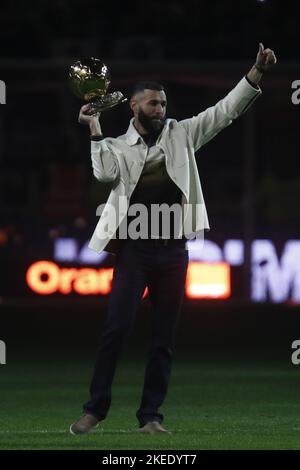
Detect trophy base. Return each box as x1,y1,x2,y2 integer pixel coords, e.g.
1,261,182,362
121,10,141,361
87,91,127,115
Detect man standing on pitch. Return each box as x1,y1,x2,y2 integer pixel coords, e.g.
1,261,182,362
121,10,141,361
70,43,277,434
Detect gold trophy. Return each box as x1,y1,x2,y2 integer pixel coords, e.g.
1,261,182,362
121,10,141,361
69,58,127,115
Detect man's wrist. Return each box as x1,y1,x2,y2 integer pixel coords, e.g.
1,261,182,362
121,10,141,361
254,63,265,74
245,75,259,90
89,123,102,136
90,134,103,141
246,64,264,86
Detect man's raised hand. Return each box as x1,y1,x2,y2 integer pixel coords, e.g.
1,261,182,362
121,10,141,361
256,43,277,72
78,104,100,125
78,104,102,136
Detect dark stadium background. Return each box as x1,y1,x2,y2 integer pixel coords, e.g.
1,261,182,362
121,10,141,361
0,0,300,451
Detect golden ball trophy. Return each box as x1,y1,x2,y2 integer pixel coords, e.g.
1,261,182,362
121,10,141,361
69,58,127,115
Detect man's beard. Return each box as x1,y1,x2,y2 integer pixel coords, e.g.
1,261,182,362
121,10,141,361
138,109,166,134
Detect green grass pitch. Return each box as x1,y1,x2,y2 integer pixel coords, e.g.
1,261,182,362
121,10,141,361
1,355,300,450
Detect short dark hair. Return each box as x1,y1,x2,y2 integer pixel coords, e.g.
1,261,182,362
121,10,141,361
131,81,165,98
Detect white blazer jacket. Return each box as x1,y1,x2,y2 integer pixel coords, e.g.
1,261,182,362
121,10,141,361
88,77,261,254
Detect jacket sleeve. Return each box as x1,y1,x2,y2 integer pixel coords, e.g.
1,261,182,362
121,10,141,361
91,139,120,183
179,77,262,151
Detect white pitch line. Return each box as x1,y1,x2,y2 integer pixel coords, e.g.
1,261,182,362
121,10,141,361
0,429,139,434
0,430,67,434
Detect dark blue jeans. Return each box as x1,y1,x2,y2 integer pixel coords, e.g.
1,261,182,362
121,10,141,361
83,238,189,426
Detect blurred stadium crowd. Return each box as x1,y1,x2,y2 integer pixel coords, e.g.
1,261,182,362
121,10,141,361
0,0,295,60
0,0,299,252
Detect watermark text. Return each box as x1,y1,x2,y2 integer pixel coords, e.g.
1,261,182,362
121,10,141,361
0,80,6,104
291,340,300,365
0,340,6,365
291,80,300,105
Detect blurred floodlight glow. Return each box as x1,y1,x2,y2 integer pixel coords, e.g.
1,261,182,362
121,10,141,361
186,262,231,299
54,239,77,262
223,240,244,265
187,239,222,262
28,238,300,303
